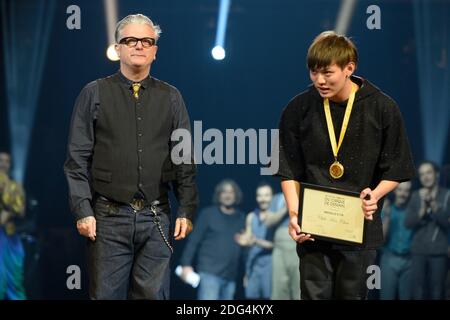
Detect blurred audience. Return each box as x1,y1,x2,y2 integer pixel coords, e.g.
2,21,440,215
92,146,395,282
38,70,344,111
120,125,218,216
0,152,26,300
405,161,450,300
379,181,413,300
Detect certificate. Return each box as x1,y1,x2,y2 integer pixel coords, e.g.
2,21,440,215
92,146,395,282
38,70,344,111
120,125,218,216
299,183,365,245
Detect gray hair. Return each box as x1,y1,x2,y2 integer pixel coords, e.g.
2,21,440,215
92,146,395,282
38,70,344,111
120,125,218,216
212,179,243,206
115,14,162,43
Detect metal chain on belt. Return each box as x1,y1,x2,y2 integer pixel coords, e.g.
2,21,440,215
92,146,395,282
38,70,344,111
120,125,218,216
150,201,173,253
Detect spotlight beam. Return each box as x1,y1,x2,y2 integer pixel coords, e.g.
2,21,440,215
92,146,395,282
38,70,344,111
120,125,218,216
335,0,357,35
103,0,118,44
103,0,119,61
212,0,231,60
1,1,55,182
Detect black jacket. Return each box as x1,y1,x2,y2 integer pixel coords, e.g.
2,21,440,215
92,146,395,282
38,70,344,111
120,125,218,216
276,76,415,249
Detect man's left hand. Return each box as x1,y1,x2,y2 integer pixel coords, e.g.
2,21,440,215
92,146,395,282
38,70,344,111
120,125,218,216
174,217,193,240
360,188,379,221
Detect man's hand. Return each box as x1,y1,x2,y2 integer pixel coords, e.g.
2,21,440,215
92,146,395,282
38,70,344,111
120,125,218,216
234,231,249,246
360,188,379,220
419,188,429,202
289,215,314,243
76,216,96,241
174,217,193,240
430,201,440,213
234,231,256,246
419,188,439,213
181,266,194,283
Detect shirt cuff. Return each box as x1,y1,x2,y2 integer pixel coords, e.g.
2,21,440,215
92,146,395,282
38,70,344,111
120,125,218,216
176,207,196,221
73,199,94,222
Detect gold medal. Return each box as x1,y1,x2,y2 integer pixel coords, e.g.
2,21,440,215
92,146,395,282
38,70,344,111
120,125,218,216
329,161,344,179
323,82,358,179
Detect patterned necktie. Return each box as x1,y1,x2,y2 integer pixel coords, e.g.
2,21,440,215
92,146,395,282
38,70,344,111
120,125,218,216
132,82,141,99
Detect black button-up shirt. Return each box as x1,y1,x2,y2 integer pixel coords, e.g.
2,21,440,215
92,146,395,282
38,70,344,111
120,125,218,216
276,76,415,248
64,71,198,221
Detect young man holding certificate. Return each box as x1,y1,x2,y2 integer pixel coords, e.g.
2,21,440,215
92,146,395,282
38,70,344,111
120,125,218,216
276,31,415,300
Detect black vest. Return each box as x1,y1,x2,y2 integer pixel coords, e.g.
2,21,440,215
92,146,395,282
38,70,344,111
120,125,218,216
92,74,175,203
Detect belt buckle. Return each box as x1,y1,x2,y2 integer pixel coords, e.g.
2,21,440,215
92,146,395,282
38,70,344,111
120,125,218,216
130,198,145,211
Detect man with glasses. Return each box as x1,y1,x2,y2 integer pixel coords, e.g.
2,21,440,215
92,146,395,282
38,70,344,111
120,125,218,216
64,14,198,300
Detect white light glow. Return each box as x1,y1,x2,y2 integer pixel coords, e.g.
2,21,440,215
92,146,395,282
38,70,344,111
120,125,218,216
211,46,226,60
106,44,119,61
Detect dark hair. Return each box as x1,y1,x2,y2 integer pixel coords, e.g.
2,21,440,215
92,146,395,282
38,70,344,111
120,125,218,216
212,179,243,205
418,160,440,174
256,181,273,192
307,31,358,71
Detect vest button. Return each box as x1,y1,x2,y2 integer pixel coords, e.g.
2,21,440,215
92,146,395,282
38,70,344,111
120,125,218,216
137,117,142,121
138,133,143,137
139,183,143,188
139,166,143,170
138,149,143,153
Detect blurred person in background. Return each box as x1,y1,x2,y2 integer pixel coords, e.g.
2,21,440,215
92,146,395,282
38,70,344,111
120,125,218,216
269,192,300,300
379,181,413,300
405,161,450,300
0,152,26,300
180,179,245,300
235,182,276,299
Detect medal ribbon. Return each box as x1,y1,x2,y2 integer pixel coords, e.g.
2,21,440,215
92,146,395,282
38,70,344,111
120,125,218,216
323,83,357,161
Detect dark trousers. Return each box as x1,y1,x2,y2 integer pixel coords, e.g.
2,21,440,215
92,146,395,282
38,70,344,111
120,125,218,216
87,197,172,300
411,254,447,300
297,243,377,300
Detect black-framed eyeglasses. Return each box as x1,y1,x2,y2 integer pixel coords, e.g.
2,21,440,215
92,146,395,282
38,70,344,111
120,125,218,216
119,37,156,48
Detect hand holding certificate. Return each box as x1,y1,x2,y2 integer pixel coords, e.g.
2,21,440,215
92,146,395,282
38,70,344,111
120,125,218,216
299,183,366,245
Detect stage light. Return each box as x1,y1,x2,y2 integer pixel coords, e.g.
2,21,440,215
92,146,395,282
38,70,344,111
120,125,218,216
211,45,226,60
103,0,118,61
414,1,450,164
212,0,231,60
335,0,357,35
1,1,56,182
106,44,119,61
